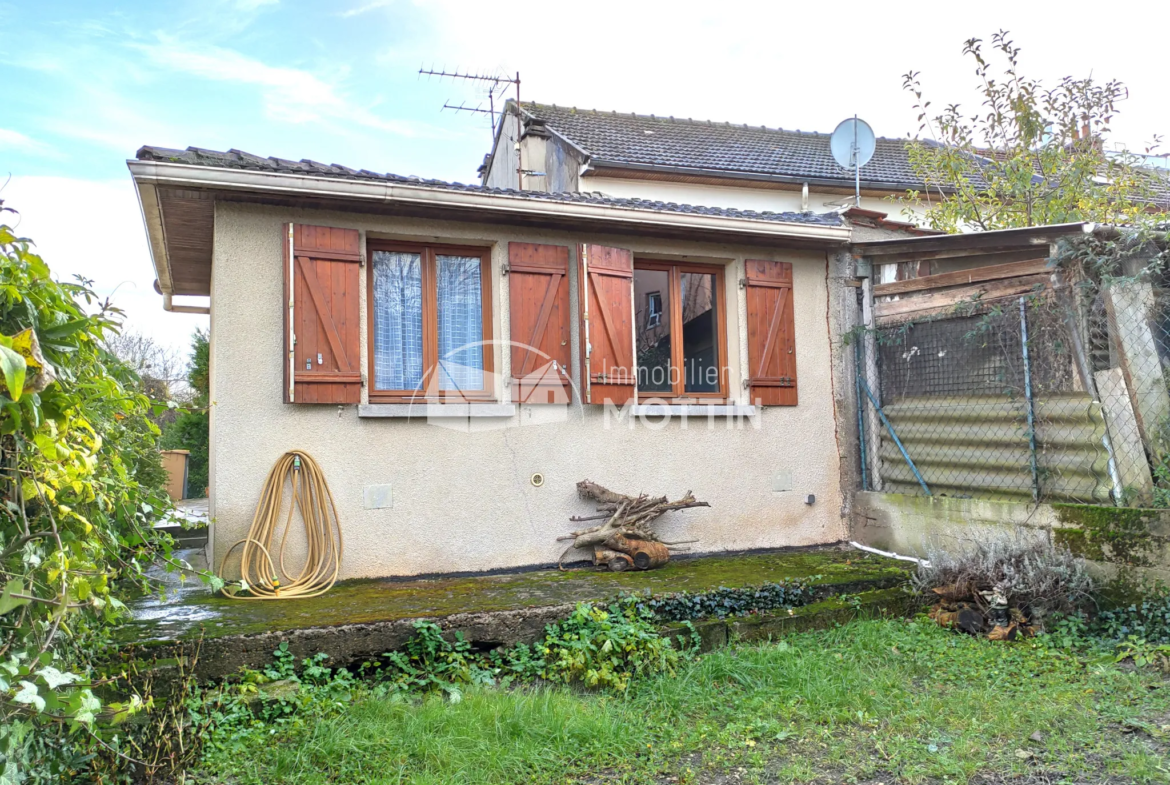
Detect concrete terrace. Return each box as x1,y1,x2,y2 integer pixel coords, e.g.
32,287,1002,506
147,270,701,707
121,547,911,679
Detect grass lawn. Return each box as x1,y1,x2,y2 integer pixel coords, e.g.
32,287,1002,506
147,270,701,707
196,617,1170,784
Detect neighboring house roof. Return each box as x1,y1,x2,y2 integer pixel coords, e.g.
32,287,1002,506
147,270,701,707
514,102,935,191
135,146,842,227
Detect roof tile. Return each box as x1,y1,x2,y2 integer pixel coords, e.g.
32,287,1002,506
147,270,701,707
134,145,843,227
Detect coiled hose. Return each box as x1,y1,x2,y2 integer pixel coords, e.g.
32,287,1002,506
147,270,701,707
217,450,342,599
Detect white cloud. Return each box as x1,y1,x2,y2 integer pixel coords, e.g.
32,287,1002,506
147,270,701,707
1,176,206,356
0,128,54,155
340,0,393,18
134,37,444,137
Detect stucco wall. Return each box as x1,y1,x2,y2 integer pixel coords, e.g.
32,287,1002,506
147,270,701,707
209,202,848,580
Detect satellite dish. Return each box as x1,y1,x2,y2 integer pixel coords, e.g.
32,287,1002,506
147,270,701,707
829,117,876,207
830,117,876,169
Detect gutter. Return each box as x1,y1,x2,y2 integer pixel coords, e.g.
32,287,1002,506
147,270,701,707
127,160,850,245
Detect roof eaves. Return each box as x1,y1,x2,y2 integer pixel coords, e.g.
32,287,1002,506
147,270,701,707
128,153,848,239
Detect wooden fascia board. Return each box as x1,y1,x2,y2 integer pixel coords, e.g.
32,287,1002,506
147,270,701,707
853,223,1090,258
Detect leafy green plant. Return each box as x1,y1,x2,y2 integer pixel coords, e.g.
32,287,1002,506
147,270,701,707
375,620,485,695
633,578,816,622
0,203,219,782
1094,584,1170,643
1113,635,1170,673
527,600,680,691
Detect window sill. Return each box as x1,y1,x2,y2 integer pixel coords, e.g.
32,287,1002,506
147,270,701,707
630,404,757,417
358,403,516,419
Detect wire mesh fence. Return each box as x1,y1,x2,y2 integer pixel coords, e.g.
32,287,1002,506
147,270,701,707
857,269,1170,507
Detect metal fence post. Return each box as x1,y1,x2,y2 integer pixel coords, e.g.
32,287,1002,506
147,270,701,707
854,337,868,491
859,375,931,496
1019,297,1040,501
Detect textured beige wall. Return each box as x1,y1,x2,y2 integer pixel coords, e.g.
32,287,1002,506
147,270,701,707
210,202,847,579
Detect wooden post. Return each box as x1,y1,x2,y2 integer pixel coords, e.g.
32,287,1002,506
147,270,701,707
861,276,883,491
1094,368,1155,505
1104,279,1170,461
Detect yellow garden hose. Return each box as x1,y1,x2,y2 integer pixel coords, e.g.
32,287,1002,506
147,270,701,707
217,451,343,599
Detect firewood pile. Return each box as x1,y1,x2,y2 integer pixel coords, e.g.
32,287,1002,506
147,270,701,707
558,480,709,571
927,585,1038,641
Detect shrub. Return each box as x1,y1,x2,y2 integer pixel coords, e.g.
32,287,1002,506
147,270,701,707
912,531,1094,621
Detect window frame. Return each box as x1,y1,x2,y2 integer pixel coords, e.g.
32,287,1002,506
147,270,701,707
634,260,729,401
366,240,495,403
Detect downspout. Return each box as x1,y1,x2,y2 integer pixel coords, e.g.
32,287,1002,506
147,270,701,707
162,292,210,315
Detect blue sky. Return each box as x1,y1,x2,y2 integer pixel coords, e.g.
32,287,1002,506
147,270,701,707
1,0,1167,354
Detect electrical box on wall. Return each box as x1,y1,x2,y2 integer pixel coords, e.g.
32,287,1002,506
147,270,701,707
363,484,394,510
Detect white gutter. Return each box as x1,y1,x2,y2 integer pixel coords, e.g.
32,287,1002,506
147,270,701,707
127,160,850,245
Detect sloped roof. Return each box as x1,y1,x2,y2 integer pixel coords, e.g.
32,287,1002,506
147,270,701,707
134,145,843,226
518,102,931,190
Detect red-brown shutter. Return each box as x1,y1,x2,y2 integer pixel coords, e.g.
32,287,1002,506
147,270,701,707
745,260,797,406
579,244,635,405
508,243,572,403
283,223,362,404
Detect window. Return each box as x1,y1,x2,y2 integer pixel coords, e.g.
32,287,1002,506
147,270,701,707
634,261,727,398
368,242,493,401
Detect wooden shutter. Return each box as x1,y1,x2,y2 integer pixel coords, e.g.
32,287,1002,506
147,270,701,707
745,260,797,406
579,244,635,405
283,223,362,404
508,243,571,403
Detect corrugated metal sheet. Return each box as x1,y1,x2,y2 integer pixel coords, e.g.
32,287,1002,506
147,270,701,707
878,394,1113,503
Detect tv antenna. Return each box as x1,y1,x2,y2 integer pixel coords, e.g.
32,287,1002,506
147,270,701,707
829,116,875,207
419,67,519,139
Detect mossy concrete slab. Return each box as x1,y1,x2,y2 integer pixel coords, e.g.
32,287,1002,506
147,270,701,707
119,547,910,680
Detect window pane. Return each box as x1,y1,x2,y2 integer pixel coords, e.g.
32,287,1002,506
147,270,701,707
635,268,672,393
436,255,484,391
372,251,424,390
681,272,719,393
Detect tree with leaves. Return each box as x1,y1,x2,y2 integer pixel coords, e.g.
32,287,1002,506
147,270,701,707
161,330,210,496
901,30,1162,232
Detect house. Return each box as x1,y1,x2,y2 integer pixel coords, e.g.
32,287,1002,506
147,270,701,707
479,101,939,219
129,145,880,580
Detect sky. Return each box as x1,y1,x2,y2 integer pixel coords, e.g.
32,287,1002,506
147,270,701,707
1,0,1167,356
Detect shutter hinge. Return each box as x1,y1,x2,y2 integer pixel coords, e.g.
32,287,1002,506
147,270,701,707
739,278,748,289
501,264,510,276
360,252,366,268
